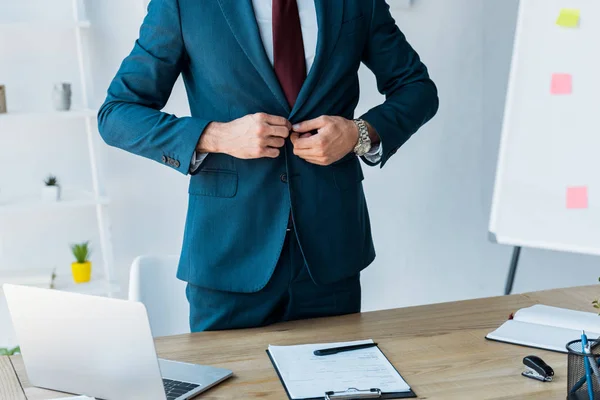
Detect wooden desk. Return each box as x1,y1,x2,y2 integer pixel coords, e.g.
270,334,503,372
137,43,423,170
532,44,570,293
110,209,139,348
3,285,598,400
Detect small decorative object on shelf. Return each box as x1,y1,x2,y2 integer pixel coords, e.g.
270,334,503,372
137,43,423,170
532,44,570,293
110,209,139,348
592,277,600,314
41,175,61,202
71,241,92,284
0,85,6,114
50,268,57,289
52,82,72,111
0,346,20,356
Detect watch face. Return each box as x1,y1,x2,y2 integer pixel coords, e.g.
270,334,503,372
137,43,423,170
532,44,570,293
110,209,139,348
357,142,370,156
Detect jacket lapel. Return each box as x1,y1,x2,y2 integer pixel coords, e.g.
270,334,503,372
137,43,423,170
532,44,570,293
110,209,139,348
216,0,290,114
290,0,344,119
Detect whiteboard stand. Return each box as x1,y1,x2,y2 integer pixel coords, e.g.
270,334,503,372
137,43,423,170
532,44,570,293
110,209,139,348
504,246,522,295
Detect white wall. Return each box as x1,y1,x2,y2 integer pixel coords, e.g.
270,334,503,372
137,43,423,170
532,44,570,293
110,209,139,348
86,0,191,288
360,0,503,310
1,0,598,342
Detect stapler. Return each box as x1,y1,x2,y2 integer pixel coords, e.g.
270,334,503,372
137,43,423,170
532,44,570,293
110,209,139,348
522,355,554,382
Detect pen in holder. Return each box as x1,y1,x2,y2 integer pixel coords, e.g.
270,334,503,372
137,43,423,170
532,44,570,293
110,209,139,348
567,339,600,399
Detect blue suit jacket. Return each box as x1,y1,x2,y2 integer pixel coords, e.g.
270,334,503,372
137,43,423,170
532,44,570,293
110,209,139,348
98,0,438,293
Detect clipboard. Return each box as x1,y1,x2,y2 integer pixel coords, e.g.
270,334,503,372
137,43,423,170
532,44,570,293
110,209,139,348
266,343,417,400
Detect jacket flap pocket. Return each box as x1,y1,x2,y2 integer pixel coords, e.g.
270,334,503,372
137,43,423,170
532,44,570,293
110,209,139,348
189,170,238,198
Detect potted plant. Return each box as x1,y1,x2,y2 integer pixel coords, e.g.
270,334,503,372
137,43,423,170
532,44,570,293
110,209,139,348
71,241,92,284
41,175,61,202
0,346,20,356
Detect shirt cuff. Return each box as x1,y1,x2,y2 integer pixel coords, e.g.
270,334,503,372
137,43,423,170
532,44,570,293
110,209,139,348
190,151,208,173
363,143,383,163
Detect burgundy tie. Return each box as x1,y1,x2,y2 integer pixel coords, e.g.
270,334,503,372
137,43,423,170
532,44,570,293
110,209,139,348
272,0,307,108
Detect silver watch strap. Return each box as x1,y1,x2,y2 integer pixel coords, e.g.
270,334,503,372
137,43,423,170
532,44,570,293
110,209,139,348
353,119,371,156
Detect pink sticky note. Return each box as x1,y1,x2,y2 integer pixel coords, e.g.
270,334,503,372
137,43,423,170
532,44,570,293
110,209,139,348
551,73,572,95
567,186,588,209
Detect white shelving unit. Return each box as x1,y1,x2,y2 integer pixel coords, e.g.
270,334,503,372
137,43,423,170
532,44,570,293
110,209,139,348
0,269,117,296
0,0,117,297
0,20,91,29
0,109,97,123
0,192,110,213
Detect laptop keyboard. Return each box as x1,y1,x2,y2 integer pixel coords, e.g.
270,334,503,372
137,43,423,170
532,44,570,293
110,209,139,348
163,378,200,400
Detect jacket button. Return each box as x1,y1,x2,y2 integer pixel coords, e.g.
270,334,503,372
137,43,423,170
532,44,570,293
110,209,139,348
280,173,288,183
174,160,180,168
162,155,168,163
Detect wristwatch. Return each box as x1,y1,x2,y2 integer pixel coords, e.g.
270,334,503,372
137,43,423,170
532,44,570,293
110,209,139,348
353,119,371,156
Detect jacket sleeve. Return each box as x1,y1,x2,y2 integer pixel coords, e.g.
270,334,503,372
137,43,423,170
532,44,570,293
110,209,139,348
97,0,210,175
360,0,439,168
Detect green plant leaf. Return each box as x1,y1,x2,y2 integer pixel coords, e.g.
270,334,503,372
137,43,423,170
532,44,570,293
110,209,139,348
71,241,91,263
0,346,20,356
44,175,58,186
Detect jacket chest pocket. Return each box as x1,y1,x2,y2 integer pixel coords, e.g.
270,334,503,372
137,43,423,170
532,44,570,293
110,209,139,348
340,15,365,36
189,170,238,198
334,15,367,62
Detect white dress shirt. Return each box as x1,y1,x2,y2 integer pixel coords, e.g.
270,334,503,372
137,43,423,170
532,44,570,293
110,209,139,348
191,0,381,171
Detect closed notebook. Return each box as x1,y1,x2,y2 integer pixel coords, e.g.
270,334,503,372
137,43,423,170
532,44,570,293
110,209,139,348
266,339,416,400
486,305,600,353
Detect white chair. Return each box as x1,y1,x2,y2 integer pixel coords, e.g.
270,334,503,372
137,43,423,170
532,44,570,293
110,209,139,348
128,255,190,337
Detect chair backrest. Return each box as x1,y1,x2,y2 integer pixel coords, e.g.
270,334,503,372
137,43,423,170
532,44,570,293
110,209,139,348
128,255,189,337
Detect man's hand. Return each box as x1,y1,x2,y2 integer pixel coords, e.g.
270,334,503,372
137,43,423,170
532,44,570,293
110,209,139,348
197,113,291,159
290,116,359,166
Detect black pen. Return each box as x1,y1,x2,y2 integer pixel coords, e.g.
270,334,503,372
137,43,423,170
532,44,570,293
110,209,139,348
313,342,378,356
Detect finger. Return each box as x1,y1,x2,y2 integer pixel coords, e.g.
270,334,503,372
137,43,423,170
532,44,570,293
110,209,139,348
313,157,333,166
266,126,290,138
264,136,286,148
300,156,328,166
293,145,321,158
290,132,300,146
292,132,324,150
255,113,292,129
292,116,329,133
290,131,312,144
256,124,288,138
260,147,280,158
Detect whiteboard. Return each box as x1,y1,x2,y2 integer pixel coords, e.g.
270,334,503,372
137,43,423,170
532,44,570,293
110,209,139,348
489,0,600,255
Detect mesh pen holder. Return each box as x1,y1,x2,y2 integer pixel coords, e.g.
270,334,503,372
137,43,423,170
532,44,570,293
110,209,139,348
567,339,600,400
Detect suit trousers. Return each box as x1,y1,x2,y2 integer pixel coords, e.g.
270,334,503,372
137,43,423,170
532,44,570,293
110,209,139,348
186,229,361,331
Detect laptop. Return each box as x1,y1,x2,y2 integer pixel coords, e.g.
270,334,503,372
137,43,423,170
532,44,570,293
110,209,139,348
3,284,232,400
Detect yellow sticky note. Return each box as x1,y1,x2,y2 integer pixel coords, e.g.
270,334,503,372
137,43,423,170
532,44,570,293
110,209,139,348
556,8,580,28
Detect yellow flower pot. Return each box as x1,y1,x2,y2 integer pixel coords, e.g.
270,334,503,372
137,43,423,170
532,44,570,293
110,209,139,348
71,261,92,283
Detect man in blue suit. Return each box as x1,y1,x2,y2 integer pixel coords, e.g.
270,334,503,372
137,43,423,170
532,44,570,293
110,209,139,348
98,0,438,331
